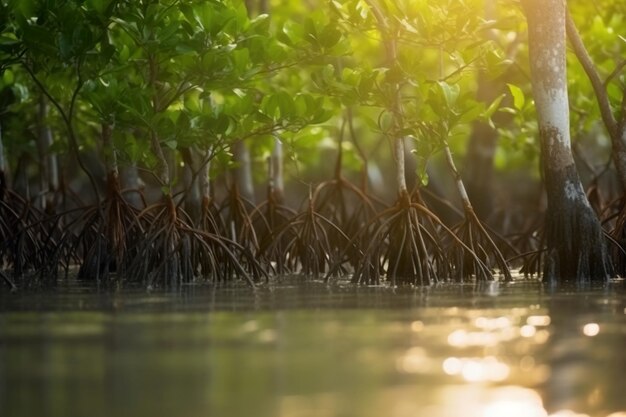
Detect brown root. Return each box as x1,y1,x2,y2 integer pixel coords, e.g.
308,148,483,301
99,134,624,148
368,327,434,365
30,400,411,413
258,192,350,279
0,189,52,281
250,195,296,275
327,191,450,285
126,195,262,288
448,205,512,282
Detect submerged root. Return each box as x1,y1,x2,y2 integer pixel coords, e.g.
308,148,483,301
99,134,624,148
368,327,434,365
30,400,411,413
606,198,626,277
543,196,611,283
330,191,450,286
312,178,382,270
259,193,350,279
448,205,512,282
0,189,52,280
127,195,262,288
219,187,259,252
251,196,296,275
74,189,141,281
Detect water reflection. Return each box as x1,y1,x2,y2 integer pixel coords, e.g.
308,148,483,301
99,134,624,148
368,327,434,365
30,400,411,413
0,279,625,417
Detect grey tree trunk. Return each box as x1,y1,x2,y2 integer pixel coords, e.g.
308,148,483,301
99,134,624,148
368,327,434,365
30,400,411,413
198,148,211,205
37,96,59,211
101,123,118,180
0,121,5,175
523,0,610,282
180,147,201,221
232,140,255,203
120,163,144,208
0,121,6,199
270,137,284,203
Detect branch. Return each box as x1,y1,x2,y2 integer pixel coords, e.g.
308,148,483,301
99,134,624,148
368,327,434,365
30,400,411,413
23,60,101,203
603,59,626,89
565,11,618,136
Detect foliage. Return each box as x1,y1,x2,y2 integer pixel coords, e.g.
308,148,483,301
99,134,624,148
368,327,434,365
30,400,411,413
0,0,625,286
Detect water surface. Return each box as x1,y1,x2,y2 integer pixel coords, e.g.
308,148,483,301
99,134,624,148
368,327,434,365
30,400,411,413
1,277,625,417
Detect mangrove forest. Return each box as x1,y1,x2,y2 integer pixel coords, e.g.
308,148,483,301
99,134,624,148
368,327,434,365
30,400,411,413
0,0,625,288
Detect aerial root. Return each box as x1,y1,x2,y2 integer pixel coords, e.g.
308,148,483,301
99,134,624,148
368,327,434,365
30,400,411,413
448,205,512,282
126,195,262,288
608,199,626,277
259,192,350,279
327,191,450,286
251,196,296,275
0,190,51,280
312,178,382,271
219,188,259,252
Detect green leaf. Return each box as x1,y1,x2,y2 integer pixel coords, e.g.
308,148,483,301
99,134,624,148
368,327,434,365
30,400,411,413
484,94,505,119
319,25,342,49
2,69,14,85
507,84,525,110
437,81,460,108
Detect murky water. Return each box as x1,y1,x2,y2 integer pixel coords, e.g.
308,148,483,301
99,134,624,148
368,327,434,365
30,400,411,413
1,277,625,417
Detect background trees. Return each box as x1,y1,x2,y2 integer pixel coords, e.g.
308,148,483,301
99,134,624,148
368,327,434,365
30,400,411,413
0,0,624,286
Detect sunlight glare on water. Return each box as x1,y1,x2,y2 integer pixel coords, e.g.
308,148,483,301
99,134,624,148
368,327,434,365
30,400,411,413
0,279,625,417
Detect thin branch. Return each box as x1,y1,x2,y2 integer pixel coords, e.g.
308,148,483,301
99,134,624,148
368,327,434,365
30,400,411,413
603,59,626,89
23,60,101,204
566,11,618,136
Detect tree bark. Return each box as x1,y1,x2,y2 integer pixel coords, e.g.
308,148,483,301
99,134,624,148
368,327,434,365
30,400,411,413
120,163,144,208
565,13,626,193
37,96,59,211
180,147,201,221
198,148,211,205
0,121,5,174
232,140,255,203
0,121,6,200
148,54,171,194
270,137,284,203
523,0,610,282
101,122,120,192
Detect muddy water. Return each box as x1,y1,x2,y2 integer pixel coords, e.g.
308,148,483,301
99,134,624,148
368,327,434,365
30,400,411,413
1,277,625,417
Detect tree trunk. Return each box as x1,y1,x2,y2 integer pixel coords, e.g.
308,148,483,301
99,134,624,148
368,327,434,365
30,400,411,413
464,85,499,219
270,137,284,203
0,121,6,200
101,123,120,192
523,0,610,282
180,147,201,221
232,140,255,203
120,163,144,208
565,13,626,193
37,96,59,212
198,148,211,206
148,54,171,195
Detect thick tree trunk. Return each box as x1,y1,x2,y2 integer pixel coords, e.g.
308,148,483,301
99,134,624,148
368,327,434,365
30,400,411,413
523,0,610,282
